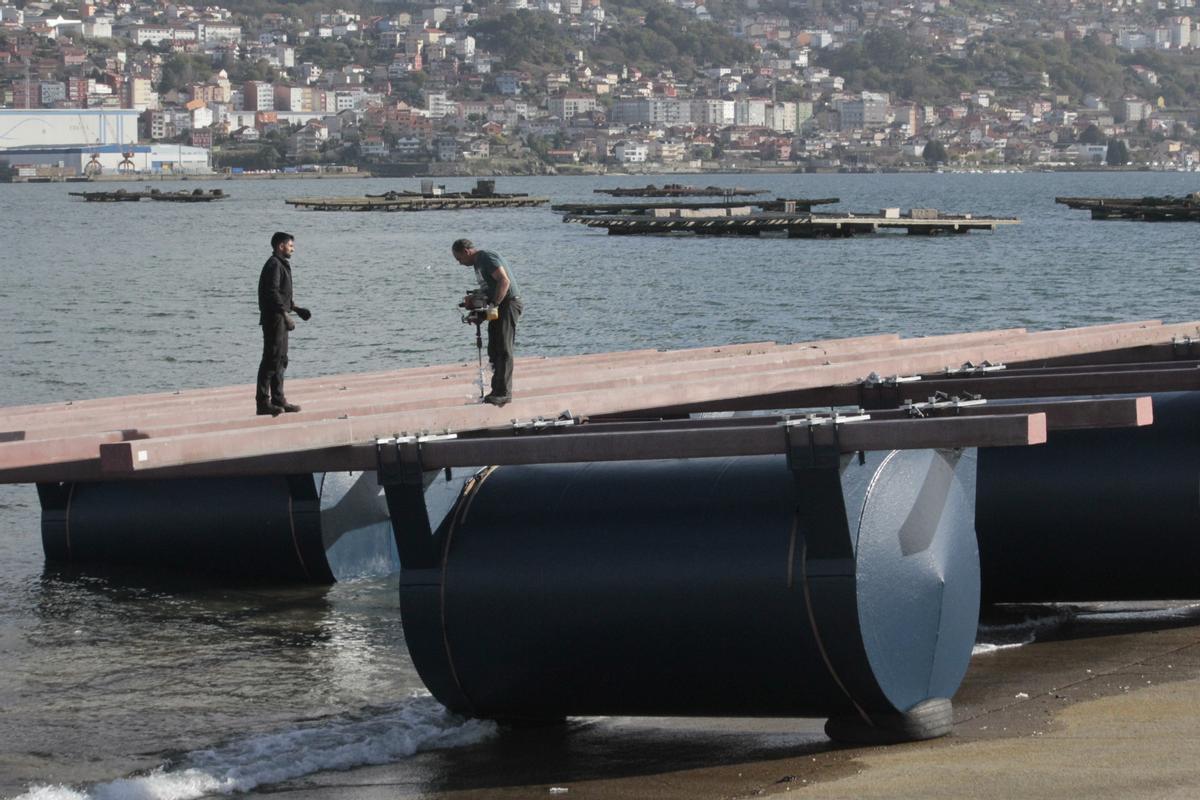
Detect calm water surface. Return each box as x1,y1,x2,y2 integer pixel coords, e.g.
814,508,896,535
1,171,1198,798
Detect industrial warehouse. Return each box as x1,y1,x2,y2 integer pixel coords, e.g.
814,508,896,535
0,108,212,178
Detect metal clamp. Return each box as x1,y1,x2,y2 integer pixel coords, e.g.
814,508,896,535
376,434,455,570
784,412,868,470
784,412,871,427
1173,336,1197,359
377,438,419,488
903,392,987,418
943,360,1006,376
858,372,921,410
511,414,578,433
376,433,456,484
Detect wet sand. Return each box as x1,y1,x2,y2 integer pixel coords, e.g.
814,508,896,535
254,603,1200,800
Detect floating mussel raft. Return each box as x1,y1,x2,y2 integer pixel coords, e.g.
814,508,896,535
593,183,770,197
287,179,548,211
68,188,228,202
562,204,1020,237
1056,193,1200,221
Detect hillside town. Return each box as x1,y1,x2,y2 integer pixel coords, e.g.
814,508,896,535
3,0,1200,176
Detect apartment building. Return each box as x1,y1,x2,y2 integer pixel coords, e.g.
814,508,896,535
547,92,597,120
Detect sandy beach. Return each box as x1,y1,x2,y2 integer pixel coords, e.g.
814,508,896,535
245,602,1200,800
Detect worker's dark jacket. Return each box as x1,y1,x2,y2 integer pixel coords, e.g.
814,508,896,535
258,254,293,324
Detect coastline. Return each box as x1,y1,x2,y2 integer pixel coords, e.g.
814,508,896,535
243,603,1200,800
2,163,1174,184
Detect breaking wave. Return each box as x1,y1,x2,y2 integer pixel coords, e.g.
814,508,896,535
12,694,496,800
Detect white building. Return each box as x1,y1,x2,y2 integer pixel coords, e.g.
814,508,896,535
129,77,158,111
195,21,241,43
691,98,735,126
837,91,889,130
275,45,296,68
274,85,310,112
611,97,690,125
124,25,175,45
0,108,140,148
547,92,598,120
83,17,113,37
426,91,457,118
39,82,67,106
0,143,210,175
1123,97,1152,121
332,91,361,112
734,98,768,127
613,139,648,163
243,81,274,111
191,104,214,129
765,100,798,133
1117,27,1151,50
298,63,323,85
650,139,687,161
1170,16,1192,48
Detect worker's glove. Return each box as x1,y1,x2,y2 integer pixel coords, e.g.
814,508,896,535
284,314,296,331
295,307,312,321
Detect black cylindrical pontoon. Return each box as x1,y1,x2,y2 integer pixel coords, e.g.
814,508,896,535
38,475,333,583
977,391,1200,603
401,450,979,738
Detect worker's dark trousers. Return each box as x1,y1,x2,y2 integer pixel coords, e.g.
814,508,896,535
488,297,522,397
256,313,290,406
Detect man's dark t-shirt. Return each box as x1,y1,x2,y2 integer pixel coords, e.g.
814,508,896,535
473,250,519,303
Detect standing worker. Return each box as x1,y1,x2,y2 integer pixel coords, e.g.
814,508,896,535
452,238,523,406
255,231,311,416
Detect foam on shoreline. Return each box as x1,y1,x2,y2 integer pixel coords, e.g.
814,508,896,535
11,694,495,800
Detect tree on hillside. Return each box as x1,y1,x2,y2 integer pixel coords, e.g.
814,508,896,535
589,4,753,76
158,53,214,94
298,39,367,71
391,72,427,106
471,11,575,70
1106,139,1130,165
227,57,277,84
813,29,1200,108
1079,124,1105,145
862,28,916,73
923,139,948,165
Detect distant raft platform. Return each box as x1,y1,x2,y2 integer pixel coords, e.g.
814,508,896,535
552,197,840,215
286,195,549,211
1056,194,1200,221
594,183,769,197
287,178,548,211
562,207,1019,237
68,188,228,202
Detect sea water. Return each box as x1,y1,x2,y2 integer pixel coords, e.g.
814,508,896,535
2,171,1199,798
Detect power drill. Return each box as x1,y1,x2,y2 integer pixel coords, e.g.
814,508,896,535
459,289,498,324
459,289,498,401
